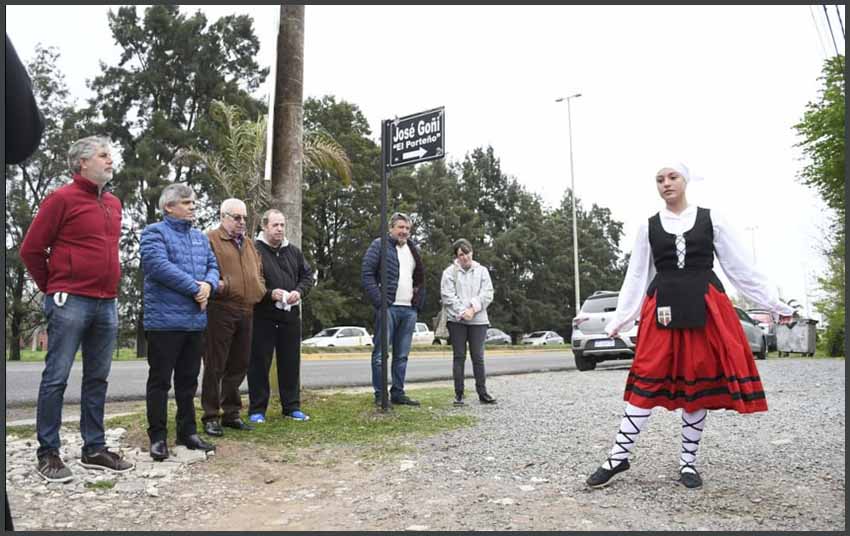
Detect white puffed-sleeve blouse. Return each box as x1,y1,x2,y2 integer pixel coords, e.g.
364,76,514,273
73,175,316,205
605,205,795,336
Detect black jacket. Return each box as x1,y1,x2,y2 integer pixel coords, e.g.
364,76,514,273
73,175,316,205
253,239,314,322
6,34,45,165
360,235,426,311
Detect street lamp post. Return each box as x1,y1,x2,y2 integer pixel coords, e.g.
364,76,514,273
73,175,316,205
556,93,582,316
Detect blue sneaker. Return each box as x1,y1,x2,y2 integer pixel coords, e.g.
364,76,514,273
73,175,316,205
286,410,310,421
248,413,266,424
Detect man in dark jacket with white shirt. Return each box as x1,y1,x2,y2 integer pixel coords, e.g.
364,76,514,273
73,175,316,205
140,183,219,460
361,212,426,407
247,209,314,423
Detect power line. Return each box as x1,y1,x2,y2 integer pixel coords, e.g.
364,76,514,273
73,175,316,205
822,4,840,56
809,5,829,59
834,5,845,40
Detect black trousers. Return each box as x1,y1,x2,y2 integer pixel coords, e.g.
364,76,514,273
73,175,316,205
447,322,488,397
145,330,203,442
248,316,302,415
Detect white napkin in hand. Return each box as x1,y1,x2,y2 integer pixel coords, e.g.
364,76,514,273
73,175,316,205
274,290,301,311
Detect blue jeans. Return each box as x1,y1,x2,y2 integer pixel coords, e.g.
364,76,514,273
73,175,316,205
37,294,117,457
371,305,417,399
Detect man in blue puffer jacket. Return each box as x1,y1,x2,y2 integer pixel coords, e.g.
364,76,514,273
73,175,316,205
140,183,219,461
361,212,426,407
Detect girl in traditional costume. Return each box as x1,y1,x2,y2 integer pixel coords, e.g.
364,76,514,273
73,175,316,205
586,162,793,489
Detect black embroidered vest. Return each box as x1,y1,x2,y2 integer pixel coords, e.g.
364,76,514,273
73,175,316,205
646,207,724,329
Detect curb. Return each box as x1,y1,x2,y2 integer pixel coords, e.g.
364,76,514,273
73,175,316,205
301,347,570,361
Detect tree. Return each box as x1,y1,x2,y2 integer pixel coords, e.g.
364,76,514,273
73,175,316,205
793,54,845,356
177,100,270,235
301,96,381,333
181,98,352,246
457,146,524,243
794,55,845,215
87,5,268,356
271,4,305,248
5,46,84,360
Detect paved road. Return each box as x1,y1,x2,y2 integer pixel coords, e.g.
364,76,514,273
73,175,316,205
5,350,632,407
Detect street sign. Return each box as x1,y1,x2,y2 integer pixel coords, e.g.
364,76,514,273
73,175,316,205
387,107,445,168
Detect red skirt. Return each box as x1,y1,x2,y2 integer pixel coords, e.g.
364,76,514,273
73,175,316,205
624,284,767,413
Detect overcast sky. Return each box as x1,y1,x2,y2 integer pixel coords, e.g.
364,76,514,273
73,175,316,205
6,5,845,316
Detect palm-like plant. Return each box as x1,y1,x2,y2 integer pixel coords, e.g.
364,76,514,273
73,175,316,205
179,99,351,235
304,129,352,187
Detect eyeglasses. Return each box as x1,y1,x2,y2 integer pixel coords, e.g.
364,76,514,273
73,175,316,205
225,212,247,222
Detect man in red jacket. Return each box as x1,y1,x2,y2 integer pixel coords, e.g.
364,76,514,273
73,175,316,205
20,135,134,483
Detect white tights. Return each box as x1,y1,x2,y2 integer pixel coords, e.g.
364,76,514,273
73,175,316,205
603,403,707,473
679,408,706,474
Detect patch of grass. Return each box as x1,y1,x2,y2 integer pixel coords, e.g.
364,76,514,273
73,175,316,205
84,480,116,490
5,424,37,437
239,387,475,448
11,387,476,452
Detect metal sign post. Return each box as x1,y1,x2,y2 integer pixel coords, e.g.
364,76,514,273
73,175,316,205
379,119,390,411
377,107,445,412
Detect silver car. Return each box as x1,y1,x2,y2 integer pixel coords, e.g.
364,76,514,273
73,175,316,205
747,309,777,351
485,328,512,345
571,291,638,371
522,331,565,346
734,307,768,360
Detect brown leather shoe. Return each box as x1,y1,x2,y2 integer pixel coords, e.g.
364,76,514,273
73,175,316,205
80,449,134,473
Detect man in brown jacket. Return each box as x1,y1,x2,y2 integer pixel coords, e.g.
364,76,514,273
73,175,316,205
202,198,266,436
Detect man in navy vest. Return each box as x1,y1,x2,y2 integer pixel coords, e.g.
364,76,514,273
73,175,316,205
361,212,426,406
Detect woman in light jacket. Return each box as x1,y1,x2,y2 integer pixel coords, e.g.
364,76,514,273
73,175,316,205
440,239,497,405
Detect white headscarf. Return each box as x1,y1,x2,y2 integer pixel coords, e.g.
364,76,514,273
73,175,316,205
657,161,704,183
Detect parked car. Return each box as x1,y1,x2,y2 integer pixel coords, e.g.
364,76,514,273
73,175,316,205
747,309,777,351
571,290,639,371
522,330,565,346
734,307,768,360
302,326,372,348
412,322,435,345
485,328,512,345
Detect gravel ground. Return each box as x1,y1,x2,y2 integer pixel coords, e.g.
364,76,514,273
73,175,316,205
7,358,845,531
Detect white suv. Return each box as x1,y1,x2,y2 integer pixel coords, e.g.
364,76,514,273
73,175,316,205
570,291,638,371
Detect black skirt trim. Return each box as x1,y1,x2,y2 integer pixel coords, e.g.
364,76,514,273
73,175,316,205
629,372,763,386
626,383,766,402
